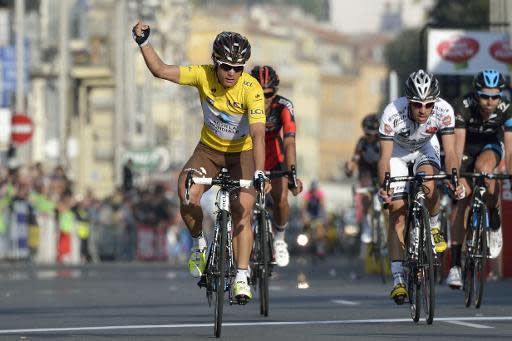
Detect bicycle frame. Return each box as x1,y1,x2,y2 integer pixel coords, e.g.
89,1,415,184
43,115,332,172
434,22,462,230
184,168,253,337
384,170,455,325
460,172,510,309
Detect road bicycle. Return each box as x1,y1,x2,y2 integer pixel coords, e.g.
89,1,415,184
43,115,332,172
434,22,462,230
251,167,297,316
354,184,387,283
460,172,510,309
185,168,252,337
384,169,457,324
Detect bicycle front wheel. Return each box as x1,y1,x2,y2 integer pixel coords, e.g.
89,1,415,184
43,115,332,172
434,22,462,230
406,219,421,323
463,209,476,308
474,207,488,309
421,206,435,325
408,263,421,323
258,212,270,317
214,210,228,338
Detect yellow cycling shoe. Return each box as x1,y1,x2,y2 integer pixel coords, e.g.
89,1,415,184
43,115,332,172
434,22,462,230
188,247,207,278
390,283,407,305
232,280,252,304
431,227,447,254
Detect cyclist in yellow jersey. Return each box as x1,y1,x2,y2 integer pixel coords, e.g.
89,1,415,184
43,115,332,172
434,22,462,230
133,21,271,303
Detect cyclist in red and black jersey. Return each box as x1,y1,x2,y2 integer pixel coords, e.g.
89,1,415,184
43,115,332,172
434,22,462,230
251,65,303,267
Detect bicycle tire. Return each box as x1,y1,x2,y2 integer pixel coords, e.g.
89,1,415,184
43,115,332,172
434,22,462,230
463,208,476,308
408,264,421,323
421,206,435,325
406,218,421,323
214,210,228,338
259,211,270,317
474,206,488,308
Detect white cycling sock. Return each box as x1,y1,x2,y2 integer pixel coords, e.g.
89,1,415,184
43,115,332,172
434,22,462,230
274,223,288,241
391,261,404,286
193,233,207,250
235,268,249,283
429,213,440,229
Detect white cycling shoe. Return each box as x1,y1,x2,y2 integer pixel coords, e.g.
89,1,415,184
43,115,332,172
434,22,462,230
446,266,462,289
273,240,290,267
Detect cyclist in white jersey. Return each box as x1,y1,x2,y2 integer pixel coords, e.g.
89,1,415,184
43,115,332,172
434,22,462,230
378,70,465,304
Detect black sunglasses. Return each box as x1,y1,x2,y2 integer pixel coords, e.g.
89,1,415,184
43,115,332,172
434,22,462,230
264,91,275,99
410,101,435,109
478,91,502,100
217,62,244,73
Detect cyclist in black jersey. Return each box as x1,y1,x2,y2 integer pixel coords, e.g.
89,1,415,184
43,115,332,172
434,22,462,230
447,69,512,288
346,114,381,242
345,114,380,183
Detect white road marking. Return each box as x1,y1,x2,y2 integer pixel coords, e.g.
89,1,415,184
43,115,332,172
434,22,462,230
0,316,509,334
331,299,360,305
444,320,493,329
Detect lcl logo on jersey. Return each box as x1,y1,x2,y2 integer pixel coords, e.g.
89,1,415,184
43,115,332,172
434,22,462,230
228,100,244,110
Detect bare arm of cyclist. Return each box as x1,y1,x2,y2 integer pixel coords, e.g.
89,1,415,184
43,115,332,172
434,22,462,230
378,139,393,203
283,137,302,195
441,133,459,172
454,127,466,166
133,21,180,83
250,122,271,193
505,131,512,174
442,132,465,198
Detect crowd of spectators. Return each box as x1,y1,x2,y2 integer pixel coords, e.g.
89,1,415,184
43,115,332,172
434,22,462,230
0,161,191,263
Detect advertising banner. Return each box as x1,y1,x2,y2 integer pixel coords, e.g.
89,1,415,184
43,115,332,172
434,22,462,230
427,29,511,75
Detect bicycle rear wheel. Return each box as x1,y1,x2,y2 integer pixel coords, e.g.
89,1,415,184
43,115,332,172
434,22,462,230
474,207,488,308
421,207,435,325
258,212,270,317
214,210,228,338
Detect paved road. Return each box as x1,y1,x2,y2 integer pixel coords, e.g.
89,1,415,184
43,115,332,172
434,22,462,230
0,254,510,340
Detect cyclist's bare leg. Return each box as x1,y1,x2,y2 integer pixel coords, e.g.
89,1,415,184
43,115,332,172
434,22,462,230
388,199,408,301
178,171,207,237
388,199,407,261
231,189,256,270
416,164,440,215
474,149,500,208
451,177,472,246
271,176,289,227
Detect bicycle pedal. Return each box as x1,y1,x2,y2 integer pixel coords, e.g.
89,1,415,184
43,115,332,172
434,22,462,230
197,276,207,288
235,296,250,305
393,295,406,305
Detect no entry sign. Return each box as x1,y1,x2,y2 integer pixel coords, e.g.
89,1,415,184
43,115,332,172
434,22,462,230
11,113,33,144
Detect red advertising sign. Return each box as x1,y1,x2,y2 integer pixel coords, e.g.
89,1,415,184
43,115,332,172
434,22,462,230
436,37,479,68
11,113,33,144
489,40,512,66
428,29,510,75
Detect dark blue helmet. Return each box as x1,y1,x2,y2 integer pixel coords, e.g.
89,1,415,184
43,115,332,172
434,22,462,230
474,69,506,90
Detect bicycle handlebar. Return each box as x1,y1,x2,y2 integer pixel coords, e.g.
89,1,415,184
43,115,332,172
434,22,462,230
460,172,512,180
191,177,253,187
382,168,459,209
184,169,253,205
265,165,298,189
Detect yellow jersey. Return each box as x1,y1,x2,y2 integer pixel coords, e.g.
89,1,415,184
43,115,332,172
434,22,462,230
179,65,266,152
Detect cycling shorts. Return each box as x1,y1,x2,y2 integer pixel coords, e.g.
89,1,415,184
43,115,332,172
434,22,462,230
389,136,441,201
180,142,256,198
460,139,503,173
